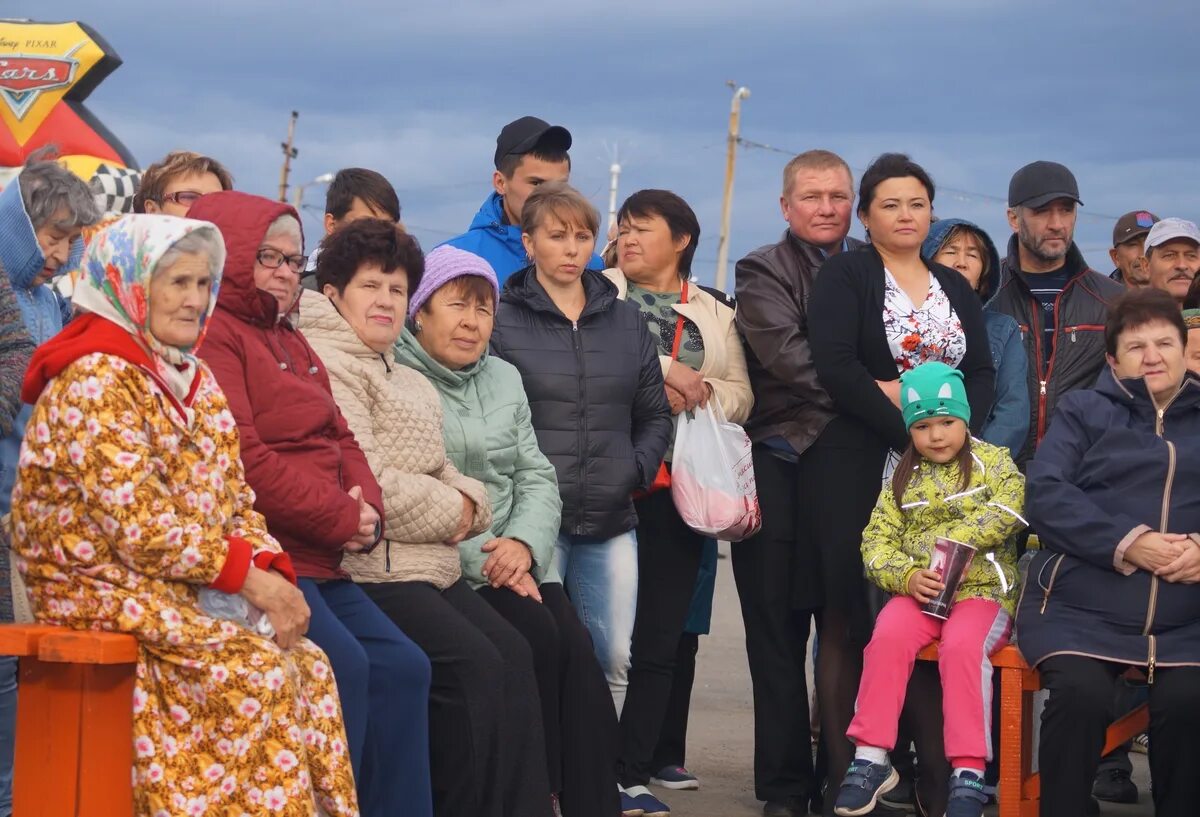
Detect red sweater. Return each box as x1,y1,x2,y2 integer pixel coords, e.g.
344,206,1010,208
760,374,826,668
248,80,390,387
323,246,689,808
191,192,383,579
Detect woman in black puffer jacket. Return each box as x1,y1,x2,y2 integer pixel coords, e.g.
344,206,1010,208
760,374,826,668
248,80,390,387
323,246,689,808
489,182,671,718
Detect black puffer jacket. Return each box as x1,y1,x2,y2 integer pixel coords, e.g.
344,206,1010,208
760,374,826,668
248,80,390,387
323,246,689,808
490,267,672,539
988,236,1124,465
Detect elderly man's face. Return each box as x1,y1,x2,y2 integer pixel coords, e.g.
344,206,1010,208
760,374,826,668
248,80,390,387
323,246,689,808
1110,236,1150,287
780,166,854,252
33,206,81,287
1146,239,1200,304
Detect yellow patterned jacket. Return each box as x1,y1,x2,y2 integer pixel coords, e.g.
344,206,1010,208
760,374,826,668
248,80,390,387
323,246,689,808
861,439,1026,615
11,351,285,641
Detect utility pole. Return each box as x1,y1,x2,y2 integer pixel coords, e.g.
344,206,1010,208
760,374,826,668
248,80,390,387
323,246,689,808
606,145,621,242
278,110,299,203
714,83,750,293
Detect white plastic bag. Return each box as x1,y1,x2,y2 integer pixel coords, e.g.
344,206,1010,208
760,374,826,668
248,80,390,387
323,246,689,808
670,402,761,541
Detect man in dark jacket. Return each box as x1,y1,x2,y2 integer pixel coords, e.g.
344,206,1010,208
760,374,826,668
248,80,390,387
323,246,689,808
1108,210,1159,288
733,150,861,817
987,161,1123,466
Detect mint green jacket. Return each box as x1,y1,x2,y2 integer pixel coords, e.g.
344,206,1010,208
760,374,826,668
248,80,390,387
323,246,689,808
861,439,1026,615
396,332,562,587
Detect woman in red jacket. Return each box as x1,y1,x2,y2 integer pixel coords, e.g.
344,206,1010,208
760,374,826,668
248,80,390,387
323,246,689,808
191,191,433,817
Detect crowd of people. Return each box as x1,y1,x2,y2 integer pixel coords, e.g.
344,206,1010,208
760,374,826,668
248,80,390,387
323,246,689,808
0,114,1197,817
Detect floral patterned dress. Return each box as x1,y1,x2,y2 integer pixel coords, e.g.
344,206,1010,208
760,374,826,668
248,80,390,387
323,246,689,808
11,350,359,817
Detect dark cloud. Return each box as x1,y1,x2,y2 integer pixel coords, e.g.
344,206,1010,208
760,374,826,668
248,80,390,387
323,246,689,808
22,0,1200,284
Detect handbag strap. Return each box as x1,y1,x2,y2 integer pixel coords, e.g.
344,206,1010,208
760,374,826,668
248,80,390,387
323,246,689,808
669,280,689,361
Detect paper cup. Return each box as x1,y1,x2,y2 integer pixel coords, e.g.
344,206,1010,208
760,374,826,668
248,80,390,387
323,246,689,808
922,536,977,620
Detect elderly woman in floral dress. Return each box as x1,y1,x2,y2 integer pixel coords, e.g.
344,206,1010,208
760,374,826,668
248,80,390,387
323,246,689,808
9,214,359,817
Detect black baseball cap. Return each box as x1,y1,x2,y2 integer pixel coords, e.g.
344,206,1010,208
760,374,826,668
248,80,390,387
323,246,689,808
1008,161,1083,209
494,117,572,169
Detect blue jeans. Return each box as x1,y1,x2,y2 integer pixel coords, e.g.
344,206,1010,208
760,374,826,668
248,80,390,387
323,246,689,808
299,579,433,817
554,531,638,715
0,657,13,816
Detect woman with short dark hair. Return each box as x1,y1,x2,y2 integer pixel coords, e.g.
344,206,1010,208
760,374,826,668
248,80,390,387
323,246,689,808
298,219,554,817
806,154,995,811
604,188,753,803
1018,287,1200,817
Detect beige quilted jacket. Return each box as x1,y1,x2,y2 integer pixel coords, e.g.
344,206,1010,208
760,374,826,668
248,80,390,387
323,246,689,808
296,290,492,589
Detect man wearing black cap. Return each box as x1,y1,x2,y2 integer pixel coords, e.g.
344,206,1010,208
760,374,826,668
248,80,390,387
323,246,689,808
443,116,603,284
1109,210,1160,287
988,160,1123,465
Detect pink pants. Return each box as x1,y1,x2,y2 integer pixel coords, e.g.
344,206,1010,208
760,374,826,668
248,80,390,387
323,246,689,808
846,595,1011,770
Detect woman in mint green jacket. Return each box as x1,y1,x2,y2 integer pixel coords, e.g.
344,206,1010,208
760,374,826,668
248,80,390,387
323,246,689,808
396,245,620,817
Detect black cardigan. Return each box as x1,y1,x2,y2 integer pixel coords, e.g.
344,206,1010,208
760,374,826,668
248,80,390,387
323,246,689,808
808,244,995,453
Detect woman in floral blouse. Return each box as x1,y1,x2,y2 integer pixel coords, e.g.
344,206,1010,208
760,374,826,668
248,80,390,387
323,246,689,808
806,154,994,813
10,214,360,817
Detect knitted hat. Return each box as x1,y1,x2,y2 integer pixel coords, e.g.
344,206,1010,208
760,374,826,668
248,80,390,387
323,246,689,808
408,245,500,318
1184,309,1200,330
900,362,970,429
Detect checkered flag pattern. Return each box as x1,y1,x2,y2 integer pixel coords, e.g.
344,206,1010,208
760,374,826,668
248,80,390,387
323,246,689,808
90,163,142,215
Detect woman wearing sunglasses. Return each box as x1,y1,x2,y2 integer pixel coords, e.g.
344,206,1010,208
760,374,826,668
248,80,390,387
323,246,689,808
134,150,233,217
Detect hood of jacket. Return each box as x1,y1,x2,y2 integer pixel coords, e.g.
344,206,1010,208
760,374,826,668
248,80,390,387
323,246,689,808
468,191,510,235
501,266,618,320
922,218,1002,302
394,326,487,389
188,191,303,328
0,175,85,291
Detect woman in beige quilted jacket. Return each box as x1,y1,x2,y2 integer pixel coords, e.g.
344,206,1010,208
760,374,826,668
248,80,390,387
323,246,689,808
295,219,553,817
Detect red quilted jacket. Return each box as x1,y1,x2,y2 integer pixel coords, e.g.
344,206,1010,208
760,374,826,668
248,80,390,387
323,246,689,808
191,191,383,578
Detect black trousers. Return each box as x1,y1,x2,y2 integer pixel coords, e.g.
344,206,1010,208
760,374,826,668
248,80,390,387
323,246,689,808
730,447,819,803
363,579,552,817
651,632,700,770
618,488,706,788
478,582,620,817
1039,654,1200,817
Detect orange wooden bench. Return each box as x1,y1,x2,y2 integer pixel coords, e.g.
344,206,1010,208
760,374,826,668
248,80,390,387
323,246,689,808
0,624,137,817
918,642,1149,817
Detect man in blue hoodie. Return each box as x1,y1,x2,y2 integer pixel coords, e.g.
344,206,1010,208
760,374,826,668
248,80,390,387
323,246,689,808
0,153,99,817
443,116,603,283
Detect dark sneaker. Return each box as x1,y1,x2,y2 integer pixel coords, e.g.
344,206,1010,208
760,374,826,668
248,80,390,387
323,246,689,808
620,787,645,817
650,765,699,790
833,759,899,817
945,771,989,817
623,786,669,817
1093,768,1138,804
878,769,916,812
761,797,805,817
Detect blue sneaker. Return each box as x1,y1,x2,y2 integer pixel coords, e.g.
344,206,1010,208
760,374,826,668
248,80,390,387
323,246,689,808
945,771,989,817
622,785,669,817
650,765,700,790
833,759,899,817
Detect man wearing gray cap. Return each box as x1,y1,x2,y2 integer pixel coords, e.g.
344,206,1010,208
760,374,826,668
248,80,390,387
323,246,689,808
1108,210,1159,287
1143,217,1200,306
987,160,1122,465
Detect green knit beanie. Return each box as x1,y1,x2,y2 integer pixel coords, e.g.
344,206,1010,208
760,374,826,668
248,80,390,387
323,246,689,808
900,362,970,429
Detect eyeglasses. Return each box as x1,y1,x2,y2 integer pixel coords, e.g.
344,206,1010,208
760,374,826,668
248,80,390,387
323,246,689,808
256,248,308,274
159,190,207,207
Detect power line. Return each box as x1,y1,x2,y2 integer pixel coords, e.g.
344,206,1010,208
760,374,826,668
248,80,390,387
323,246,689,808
736,136,1123,222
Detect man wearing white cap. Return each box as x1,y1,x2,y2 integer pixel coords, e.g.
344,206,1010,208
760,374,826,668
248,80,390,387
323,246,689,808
1143,218,1200,306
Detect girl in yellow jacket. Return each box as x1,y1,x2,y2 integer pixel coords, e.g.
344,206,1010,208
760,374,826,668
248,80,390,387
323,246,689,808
833,362,1025,817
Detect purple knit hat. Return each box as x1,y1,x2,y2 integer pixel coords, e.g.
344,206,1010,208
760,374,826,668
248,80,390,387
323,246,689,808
408,245,501,318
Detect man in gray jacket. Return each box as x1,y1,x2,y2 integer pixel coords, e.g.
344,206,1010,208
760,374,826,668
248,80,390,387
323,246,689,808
734,150,861,817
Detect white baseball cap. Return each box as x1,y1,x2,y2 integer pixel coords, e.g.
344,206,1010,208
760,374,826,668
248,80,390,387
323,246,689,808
1145,217,1200,251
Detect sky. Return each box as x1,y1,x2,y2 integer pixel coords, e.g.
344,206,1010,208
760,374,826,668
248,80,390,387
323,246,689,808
17,0,1200,289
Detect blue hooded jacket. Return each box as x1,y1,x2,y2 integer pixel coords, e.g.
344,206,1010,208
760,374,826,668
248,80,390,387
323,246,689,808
922,218,1029,459
0,176,82,515
441,191,604,285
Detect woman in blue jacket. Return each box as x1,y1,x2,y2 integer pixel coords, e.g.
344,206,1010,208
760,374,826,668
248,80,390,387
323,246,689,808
1017,288,1200,817
923,218,1028,459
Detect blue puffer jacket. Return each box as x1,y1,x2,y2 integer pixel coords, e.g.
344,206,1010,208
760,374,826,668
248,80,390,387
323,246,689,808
923,219,1029,458
0,177,80,515
441,192,604,285
1016,368,1200,674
